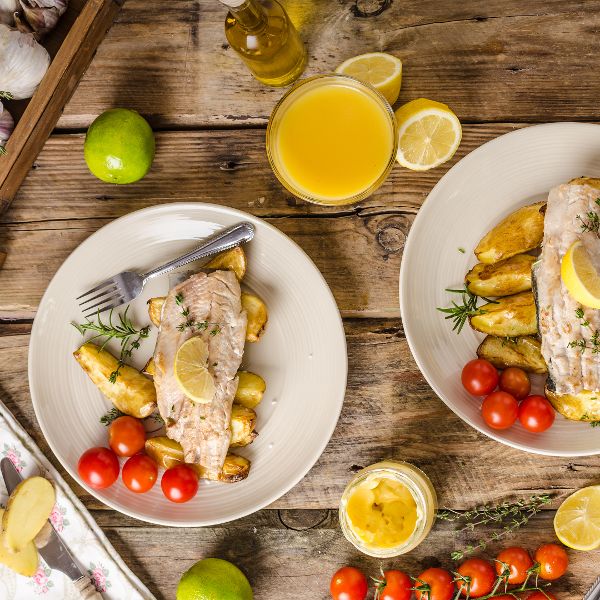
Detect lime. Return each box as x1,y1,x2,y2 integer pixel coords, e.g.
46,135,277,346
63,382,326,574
177,558,253,600
84,108,155,184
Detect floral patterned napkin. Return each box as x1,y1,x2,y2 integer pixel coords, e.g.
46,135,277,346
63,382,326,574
0,401,156,600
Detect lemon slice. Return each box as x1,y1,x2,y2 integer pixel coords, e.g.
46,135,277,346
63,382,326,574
174,337,215,404
394,98,462,171
561,240,600,308
554,485,600,550
335,52,403,105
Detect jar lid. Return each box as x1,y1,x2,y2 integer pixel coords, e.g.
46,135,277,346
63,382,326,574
219,0,246,7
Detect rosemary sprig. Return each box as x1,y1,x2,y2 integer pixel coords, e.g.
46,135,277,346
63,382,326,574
577,210,600,235
99,407,124,426
72,306,150,383
437,286,497,334
174,292,221,336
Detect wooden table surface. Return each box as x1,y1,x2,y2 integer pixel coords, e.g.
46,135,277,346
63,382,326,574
1,1,600,598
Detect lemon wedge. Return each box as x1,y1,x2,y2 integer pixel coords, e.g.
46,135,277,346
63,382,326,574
336,52,403,105
561,240,600,308
394,98,462,171
174,337,215,404
554,485,600,551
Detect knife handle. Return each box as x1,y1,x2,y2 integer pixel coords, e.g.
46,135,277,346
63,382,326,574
74,576,104,599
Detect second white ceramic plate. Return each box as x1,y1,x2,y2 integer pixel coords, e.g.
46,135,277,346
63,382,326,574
29,203,347,525
401,122,600,456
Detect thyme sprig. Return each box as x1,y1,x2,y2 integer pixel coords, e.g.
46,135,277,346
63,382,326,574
72,306,150,383
174,292,221,335
577,210,600,234
437,286,497,334
99,407,124,426
570,308,600,354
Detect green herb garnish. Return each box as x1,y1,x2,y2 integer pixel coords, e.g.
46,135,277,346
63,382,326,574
100,407,124,426
437,285,497,334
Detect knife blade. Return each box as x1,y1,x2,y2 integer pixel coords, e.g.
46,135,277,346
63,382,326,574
584,576,600,600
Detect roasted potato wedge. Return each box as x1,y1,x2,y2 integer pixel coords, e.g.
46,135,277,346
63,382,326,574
477,335,547,374
144,436,251,482
0,509,38,577
205,246,247,281
147,296,165,328
2,477,55,554
475,202,546,264
569,177,600,190
74,342,157,418
469,291,537,337
466,254,536,297
142,356,156,377
230,404,258,447
241,292,268,342
235,371,266,408
545,387,600,422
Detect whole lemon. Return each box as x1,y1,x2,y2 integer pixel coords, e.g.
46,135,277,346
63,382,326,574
176,558,253,600
84,108,155,184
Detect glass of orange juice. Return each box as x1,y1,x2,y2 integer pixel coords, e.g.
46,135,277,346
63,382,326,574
266,74,398,206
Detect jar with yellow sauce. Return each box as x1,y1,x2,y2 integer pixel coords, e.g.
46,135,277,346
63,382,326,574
339,460,438,557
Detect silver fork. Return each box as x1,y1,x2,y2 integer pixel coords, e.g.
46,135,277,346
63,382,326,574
77,221,255,317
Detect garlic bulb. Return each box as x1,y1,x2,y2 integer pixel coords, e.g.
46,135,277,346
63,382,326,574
0,24,50,99
0,100,14,155
0,0,18,25
15,0,68,37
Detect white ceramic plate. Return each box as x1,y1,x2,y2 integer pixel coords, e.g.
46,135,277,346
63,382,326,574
401,122,600,457
29,203,347,526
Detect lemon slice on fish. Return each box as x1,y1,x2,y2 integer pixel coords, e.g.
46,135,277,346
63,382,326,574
174,337,215,404
554,485,600,551
561,240,600,309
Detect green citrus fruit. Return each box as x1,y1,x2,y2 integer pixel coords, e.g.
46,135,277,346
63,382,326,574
84,108,155,184
176,558,253,600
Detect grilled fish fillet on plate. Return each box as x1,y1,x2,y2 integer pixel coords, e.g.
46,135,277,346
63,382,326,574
153,270,247,478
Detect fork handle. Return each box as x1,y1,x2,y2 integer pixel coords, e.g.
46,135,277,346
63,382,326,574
142,222,255,282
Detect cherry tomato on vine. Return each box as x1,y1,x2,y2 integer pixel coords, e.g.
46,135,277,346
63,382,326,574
330,567,368,600
78,447,119,489
526,593,557,600
108,415,146,457
535,543,569,580
161,464,198,503
495,546,534,584
375,570,412,600
462,359,499,396
499,367,531,399
519,396,555,433
482,391,519,429
414,568,455,600
456,558,496,598
122,454,158,493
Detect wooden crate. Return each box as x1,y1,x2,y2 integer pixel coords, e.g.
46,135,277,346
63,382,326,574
0,0,122,214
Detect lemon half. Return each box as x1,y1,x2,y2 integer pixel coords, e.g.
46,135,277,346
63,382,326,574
554,485,600,551
174,337,215,404
561,240,600,308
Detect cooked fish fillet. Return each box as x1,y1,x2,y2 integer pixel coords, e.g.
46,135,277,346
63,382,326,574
153,271,247,477
537,181,600,395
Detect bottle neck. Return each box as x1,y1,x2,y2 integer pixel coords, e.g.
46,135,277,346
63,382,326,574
226,0,267,32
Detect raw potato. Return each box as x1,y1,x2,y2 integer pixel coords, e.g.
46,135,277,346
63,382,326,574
475,202,546,264
74,342,157,418
144,437,251,483
230,404,258,447
469,291,537,337
205,247,247,281
147,296,165,328
0,510,38,577
545,387,600,422
466,254,536,297
235,371,266,408
242,292,268,342
2,477,55,553
477,335,547,374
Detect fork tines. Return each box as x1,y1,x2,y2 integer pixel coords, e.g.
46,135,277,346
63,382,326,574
77,278,124,318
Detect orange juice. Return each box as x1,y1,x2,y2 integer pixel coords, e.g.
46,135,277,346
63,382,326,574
267,75,397,205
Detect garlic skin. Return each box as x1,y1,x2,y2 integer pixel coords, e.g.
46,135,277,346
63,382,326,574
15,0,68,37
0,0,18,25
0,24,50,100
0,100,15,155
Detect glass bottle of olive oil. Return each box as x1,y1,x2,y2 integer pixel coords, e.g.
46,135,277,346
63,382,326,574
219,0,308,87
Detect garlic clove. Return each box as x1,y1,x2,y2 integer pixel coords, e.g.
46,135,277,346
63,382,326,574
0,100,15,155
16,0,68,37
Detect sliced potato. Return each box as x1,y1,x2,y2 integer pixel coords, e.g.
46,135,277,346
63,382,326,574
466,254,535,297
569,177,600,189
74,342,157,418
201,454,250,483
142,356,156,377
230,404,258,447
205,246,247,281
0,510,38,577
477,335,547,374
235,371,266,408
147,296,165,328
469,291,537,337
475,202,546,264
242,292,268,342
545,387,600,422
2,477,55,553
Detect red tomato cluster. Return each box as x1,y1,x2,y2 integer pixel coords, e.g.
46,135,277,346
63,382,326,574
77,415,199,503
329,544,568,600
461,360,555,433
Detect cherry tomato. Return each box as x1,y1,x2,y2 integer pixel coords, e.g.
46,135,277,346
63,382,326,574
499,367,531,399
456,558,495,598
161,464,198,503
526,593,557,600
535,543,569,580
121,454,158,493
519,396,556,433
462,359,499,395
77,447,119,489
496,546,534,584
108,416,146,457
415,568,455,600
482,391,519,429
330,566,368,600
376,570,412,600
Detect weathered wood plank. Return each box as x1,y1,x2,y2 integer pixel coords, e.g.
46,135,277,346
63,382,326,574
53,0,600,129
